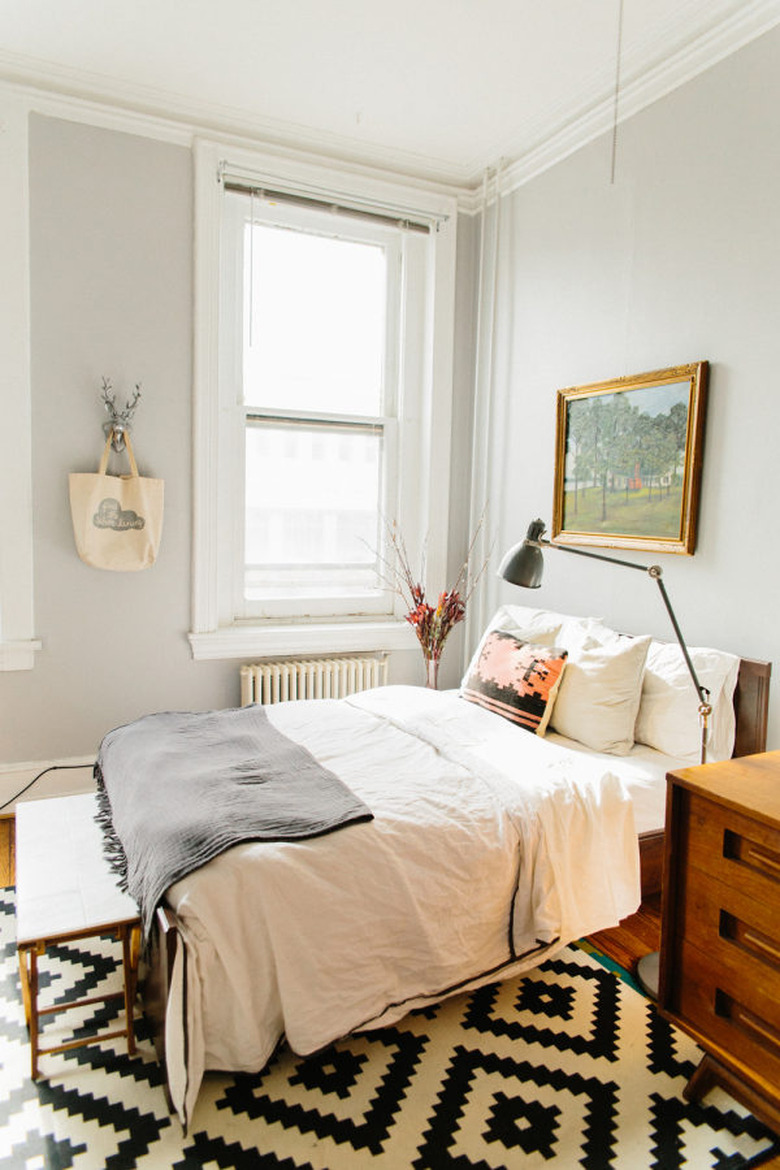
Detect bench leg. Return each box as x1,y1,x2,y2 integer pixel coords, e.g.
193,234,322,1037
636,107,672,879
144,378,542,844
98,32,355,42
120,923,141,1056
18,921,140,1078
18,944,41,1079
17,946,31,1028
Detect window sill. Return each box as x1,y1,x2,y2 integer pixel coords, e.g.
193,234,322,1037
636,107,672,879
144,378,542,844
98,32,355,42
0,640,42,671
188,621,417,661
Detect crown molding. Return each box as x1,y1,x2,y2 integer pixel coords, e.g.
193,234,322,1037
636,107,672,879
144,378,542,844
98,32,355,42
457,0,780,209
0,74,195,148
495,0,780,199
0,48,473,193
2,0,780,214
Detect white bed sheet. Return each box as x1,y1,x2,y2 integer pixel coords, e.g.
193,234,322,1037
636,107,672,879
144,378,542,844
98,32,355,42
163,687,643,1125
543,732,690,837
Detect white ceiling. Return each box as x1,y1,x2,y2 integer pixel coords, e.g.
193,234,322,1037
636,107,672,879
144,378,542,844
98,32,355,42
1,0,779,189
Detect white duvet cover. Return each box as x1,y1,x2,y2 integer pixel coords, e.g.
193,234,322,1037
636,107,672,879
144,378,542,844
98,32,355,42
164,687,641,1125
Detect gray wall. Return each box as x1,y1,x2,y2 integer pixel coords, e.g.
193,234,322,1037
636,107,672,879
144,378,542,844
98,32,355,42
484,27,780,748
0,116,239,762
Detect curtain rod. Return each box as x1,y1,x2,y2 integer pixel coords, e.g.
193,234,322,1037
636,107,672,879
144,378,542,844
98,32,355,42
223,179,434,235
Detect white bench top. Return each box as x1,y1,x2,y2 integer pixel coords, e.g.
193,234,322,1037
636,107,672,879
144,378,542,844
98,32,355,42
16,792,140,945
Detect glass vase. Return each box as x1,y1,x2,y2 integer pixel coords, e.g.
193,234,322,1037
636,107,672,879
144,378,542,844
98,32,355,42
425,657,440,689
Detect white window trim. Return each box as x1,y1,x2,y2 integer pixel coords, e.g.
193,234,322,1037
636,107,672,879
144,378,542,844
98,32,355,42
0,93,41,671
189,139,458,660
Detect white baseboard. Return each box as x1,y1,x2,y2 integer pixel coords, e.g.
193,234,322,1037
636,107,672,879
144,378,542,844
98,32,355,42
0,756,96,814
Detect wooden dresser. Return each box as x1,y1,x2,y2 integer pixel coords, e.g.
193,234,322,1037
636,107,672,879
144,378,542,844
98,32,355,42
658,751,780,1133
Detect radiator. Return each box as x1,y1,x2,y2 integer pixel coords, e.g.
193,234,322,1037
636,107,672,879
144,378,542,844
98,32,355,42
240,654,388,706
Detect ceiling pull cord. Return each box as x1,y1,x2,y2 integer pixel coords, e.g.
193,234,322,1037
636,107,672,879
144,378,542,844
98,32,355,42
611,0,625,185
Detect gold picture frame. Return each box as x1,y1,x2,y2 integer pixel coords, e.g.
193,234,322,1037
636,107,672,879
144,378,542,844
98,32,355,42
552,362,708,555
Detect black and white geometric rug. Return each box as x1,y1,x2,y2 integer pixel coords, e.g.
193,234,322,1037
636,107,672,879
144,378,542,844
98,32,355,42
1,887,778,1169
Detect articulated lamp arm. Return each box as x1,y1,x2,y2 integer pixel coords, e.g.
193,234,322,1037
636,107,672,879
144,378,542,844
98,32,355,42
499,520,712,764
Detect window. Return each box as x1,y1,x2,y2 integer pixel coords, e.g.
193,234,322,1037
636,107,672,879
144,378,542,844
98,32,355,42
224,193,400,620
190,144,457,660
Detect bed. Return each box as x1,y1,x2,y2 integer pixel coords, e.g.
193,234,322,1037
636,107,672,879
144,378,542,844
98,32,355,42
95,605,770,1126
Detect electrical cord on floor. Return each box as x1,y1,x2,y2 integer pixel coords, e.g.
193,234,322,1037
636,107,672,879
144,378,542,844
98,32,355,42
0,763,96,814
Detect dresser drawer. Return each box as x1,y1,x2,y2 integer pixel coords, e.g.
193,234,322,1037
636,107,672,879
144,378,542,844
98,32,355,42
684,792,780,907
678,867,780,1012
674,939,780,1099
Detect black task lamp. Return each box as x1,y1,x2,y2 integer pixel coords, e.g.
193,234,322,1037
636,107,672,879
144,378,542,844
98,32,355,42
498,518,713,998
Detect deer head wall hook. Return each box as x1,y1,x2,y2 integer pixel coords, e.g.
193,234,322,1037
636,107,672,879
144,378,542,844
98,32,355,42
100,377,142,451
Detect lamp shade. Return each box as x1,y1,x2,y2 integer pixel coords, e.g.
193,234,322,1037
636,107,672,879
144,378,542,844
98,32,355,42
498,519,547,588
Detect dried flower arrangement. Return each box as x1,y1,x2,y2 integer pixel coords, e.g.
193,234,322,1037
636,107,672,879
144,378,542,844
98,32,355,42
379,515,489,688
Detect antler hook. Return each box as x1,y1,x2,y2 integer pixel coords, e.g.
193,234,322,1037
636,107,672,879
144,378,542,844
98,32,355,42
100,377,143,452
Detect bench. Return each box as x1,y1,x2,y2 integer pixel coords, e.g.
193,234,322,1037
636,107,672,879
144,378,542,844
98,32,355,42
15,792,141,1079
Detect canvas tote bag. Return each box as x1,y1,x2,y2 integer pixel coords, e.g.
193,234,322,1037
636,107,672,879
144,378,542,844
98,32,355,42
69,433,164,570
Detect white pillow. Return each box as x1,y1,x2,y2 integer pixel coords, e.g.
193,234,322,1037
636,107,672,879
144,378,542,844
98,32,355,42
634,641,739,762
550,622,651,755
460,605,574,688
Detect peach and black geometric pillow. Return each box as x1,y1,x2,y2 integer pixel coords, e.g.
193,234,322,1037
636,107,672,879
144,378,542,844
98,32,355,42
461,629,568,734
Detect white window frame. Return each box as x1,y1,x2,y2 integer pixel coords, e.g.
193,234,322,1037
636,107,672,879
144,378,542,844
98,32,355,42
221,194,402,622
189,140,458,661
0,93,41,671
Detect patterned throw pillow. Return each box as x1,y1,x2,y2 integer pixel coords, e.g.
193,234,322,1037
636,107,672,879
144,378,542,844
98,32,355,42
460,630,568,734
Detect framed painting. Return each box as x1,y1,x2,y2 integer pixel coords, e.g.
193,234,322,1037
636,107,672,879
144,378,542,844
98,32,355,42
552,362,708,555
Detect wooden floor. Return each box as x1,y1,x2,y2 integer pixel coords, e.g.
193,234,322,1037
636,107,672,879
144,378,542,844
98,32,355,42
0,816,14,889
588,894,661,972
0,814,660,974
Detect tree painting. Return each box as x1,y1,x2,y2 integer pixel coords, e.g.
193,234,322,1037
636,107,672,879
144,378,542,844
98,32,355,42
561,381,691,539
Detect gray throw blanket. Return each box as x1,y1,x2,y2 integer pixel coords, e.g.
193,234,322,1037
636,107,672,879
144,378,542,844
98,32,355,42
94,705,374,938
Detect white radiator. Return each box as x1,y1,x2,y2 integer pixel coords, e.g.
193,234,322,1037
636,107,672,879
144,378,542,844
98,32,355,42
240,654,388,706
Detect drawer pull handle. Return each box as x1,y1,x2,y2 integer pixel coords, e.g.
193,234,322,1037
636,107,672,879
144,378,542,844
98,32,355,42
742,929,780,963
732,1006,780,1053
746,847,780,877
716,990,780,1057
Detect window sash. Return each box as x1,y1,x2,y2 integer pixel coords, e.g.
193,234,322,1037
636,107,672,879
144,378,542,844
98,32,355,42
242,220,389,418
240,414,393,616
222,195,403,621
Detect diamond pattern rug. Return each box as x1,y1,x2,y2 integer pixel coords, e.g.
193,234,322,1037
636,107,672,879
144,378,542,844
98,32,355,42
1,887,777,1168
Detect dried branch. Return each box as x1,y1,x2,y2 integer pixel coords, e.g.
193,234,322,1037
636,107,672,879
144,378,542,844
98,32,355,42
372,510,491,663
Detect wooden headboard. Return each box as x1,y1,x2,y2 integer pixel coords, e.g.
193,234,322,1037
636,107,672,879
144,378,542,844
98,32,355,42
732,656,772,758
